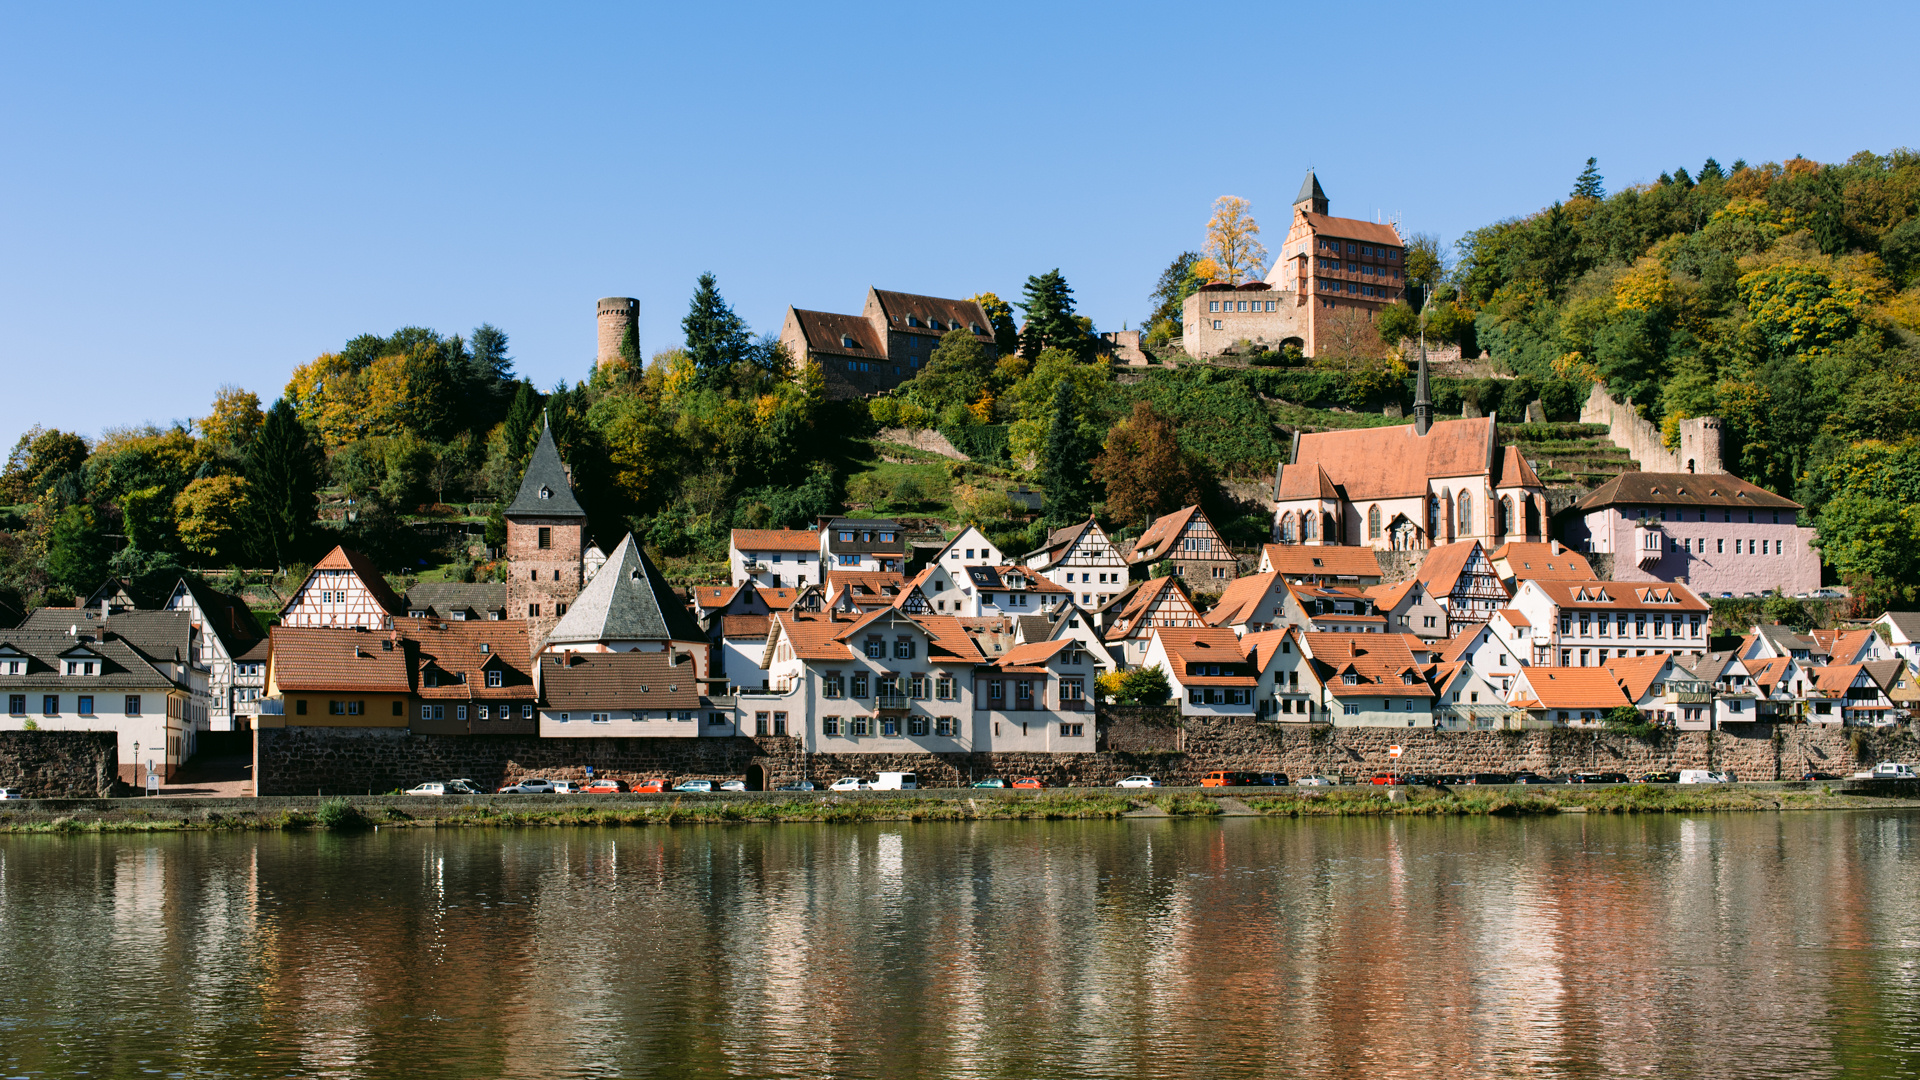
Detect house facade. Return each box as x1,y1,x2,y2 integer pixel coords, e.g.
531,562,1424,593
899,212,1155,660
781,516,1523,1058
278,545,406,631
403,618,537,735
537,650,720,738
1572,472,1819,597
757,608,989,752
729,529,822,589
1126,505,1238,587
1146,627,1257,719
1506,578,1712,668
1414,541,1511,635
1025,518,1129,606
779,289,997,400
821,518,907,574
262,626,413,730
1365,578,1448,639
1102,577,1204,666
541,534,713,683
1299,632,1435,727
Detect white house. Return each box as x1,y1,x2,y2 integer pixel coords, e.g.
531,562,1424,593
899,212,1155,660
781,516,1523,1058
1870,613,1920,665
1299,631,1435,728
931,525,1006,572
728,529,823,589
1144,627,1257,719
1024,518,1128,607
1241,627,1326,721
537,650,731,738
278,545,407,630
1506,578,1711,668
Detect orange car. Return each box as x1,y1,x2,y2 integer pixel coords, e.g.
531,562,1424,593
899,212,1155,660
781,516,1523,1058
1199,770,1237,787
583,779,628,794
631,778,670,793
1011,776,1047,789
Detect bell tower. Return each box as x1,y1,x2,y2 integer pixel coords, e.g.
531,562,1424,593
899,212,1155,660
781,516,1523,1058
505,421,589,651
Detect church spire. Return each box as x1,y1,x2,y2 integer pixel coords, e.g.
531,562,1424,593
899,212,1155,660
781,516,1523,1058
1413,338,1432,436
1293,168,1328,215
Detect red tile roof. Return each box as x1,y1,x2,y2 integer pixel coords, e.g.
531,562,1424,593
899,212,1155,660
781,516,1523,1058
790,309,885,358
540,651,703,710
1302,632,1431,697
1512,668,1633,710
270,626,412,693
1299,211,1404,248
1204,571,1282,628
1261,544,1382,580
1156,627,1258,687
1128,505,1204,564
1491,543,1596,581
1291,417,1494,500
394,618,532,701
1576,472,1801,511
731,529,821,552
1414,541,1488,597
1275,463,1340,501
1526,580,1709,611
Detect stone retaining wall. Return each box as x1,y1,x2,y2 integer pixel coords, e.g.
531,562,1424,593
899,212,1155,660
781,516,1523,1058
258,721,1920,794
0,731,124,797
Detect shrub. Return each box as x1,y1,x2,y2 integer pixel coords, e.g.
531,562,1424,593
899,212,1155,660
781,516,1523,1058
315,798,369,830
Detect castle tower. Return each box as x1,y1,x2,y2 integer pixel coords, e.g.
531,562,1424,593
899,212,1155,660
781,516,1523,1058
505,421,589,652
1293,169,1329,215
596,297,640,367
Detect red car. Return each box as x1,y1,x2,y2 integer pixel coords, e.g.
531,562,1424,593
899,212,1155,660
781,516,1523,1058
583,779,628,794
1369,774,1404,786
1011,776,1047,789
631,778,670,793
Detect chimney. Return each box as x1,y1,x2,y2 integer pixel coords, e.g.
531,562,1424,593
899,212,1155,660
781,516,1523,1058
1550,540,1562,555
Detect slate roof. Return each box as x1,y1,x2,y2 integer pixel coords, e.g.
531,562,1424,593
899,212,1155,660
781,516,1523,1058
16,608,199,666
964,566,1067,593
544,534,706,647
404,582,508,619
268,626,412,693
505,423,587,518
1024,518,1097,566
1576,472,1801,512
0,629,189,689
170,575,265,658
1878,612,1920,641
540,651,702,710
1295,169,1327,207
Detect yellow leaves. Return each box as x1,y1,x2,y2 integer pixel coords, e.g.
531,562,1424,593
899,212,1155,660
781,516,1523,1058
1885,287,1920,334
967,392,995,424
1612,256,1673,313
1204,197,1268,284
172,475,252,559
201,386,263,454
1552,351,1602,384
1188,256,1222,283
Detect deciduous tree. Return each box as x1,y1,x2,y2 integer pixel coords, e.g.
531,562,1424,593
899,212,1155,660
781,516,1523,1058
968,292,1020,358
174,476,253,562
1204,196,1269,284
200,386,264,457
1092,401,1207,527
45,504,109,596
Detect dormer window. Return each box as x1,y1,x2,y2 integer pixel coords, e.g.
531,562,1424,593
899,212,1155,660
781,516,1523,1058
970,322,984,334
906,315,920,327
841,335,857,348
486,670,503,688
1343,673,1359,685
538,486,552,500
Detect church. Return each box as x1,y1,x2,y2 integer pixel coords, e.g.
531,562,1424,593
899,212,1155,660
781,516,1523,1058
1271,362,1550,552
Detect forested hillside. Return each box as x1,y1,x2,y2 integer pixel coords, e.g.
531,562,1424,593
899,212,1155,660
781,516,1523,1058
3,149,1918,615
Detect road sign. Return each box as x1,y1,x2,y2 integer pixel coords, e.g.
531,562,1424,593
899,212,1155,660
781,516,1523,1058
1388,745,1403,758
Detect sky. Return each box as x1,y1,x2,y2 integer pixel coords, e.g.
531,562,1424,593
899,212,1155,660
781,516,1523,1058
2,0,1915,451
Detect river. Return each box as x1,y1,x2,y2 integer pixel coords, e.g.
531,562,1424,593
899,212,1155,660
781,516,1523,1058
3,812,1920,1078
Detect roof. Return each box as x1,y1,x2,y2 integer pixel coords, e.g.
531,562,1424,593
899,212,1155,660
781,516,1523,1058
827,570,908,602
540,650,702,711
1813,663,1867,695
690,586,739,611
868,290,993,340
268,626,412,693
1864,659,1907,692
1295,169,1327,207
1438,626,1483,663
1291,417,1495,501
1024,518,1098,566
1748,657,1795,690
1299,211,1403,248
1811,629,1876,664
307,546,407,616
1512,668,1634,710
731,529,821,553
1576,472,1801,512
1240,627,1303,673
1877,612,1920,641
404,582,508,618
170,575,264,657
0,628,187,689
1104,577,1192,641
1302,632,1431,697
771,611,861,662
1205,571,1282,628
1156,627,1258,687
788,309,886,359
994,638,1073,670
720,615,771,640
1414,541,1487,598
1492,445,1544,490
1495,607,1530,628
1602,655,1680,701
1275,463,1340,501
1686,650,1739,682
1365,578,1420,611
1261,545,1382,580
964,566,1067,593
395,618,533,700
1129,506,1205,563
1490,543,1596,582
16,608,198,666
505,422,587,518
1524,579,1709,612
544,534,707,646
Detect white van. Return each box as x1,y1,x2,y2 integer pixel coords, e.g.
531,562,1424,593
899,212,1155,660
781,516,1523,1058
869,771,918,791
1678,770,1731,785
1854,762,1919,780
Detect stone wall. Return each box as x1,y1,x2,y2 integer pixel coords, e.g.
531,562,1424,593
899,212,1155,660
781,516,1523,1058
1376,550,1425,585
258,719,1919,793
1580,382,1724,475
0,731,125,797
875,427,968,461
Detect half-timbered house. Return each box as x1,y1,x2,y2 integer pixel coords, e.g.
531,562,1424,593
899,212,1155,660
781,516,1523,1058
278,546,407,630
1126,506,1238,587
1024,518,1128,609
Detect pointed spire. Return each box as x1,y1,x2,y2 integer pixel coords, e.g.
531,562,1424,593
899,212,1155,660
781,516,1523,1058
506,420,586,518
1294,169,1328,214
1414,340,1432,436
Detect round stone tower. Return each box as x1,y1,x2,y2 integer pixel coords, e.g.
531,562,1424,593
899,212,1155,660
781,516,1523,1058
596,297,640,367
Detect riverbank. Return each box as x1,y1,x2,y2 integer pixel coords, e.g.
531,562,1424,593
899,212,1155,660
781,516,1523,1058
4,781,1920,832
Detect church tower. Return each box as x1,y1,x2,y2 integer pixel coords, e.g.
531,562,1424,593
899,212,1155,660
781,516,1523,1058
505,421,589,651
1293,169,1329,215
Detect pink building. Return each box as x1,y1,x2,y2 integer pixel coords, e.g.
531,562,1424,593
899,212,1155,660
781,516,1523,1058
1572,473,1819,597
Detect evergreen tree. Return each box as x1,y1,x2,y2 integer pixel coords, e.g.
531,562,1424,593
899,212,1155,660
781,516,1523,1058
1018,269,1089,360
46,504,110,597
458,323,516,430
500,380,540,462
1039,379,1093,522
1571,157,1605,200
244,399,322,569
682,272,755,376
1145,252,1202,330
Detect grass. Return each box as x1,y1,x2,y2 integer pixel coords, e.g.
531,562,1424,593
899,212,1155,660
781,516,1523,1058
1151,794,1224,816
1241,789,1561,817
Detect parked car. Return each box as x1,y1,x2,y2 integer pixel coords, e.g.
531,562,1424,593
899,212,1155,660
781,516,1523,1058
1295,775,1338,787
498,779,555,794
1854,762,1919,780
1011,777,1046,789
828,777,865,792
1465,772,1513,785
1510,772,1557,785
446,779,484,794
1251,773,1290,786
1400,774,1435,786
720,780,747,792
1568,772,1630,785
1199,770,1240,787
1802,771,1840,781
583,779,629,794
549,780,582,795
970,778,1007,789
1368,774,1404,786
632,778,670,793
869,771,917,791
774,780,816,792
673,780,714,793
0,787,26,800
1678,770,1731,785
1434,774,1470,786
1116,775,1159,788
1638,771,1680,784
405,782,452,796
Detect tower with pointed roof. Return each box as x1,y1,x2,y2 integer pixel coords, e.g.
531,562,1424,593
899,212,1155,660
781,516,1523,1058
1414,341,1432,436
1294,169,1329,215
506,422,590,650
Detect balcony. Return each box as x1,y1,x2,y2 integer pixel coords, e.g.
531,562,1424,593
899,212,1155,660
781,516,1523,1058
1663,680,1712,705
874,693,909,712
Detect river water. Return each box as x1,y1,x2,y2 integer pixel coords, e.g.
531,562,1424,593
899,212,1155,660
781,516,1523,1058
2,812,1919,1078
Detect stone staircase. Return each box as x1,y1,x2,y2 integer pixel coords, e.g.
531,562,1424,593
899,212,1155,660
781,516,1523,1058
1498,423,1638,488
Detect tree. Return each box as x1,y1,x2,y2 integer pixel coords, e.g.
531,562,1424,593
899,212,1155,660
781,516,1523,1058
121,486,175,553
173,476,253,562
968,292,1021,358
1571,157,1605,201
1017,270,1090,360
200,386,264,457
2,427,88,502
1402,232,1449,310
905,329,994,415
682,272,756,376
1092,401,1207,527
1039,380,1094,522
1204,196,1269,283
1116,664,1171,705
499,381,540,462
245,399,322,569
1145,251,1203,330
457,324,516,430
45,504,110,596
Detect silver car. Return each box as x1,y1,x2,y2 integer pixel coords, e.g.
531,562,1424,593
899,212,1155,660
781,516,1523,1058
1115,775,1159,788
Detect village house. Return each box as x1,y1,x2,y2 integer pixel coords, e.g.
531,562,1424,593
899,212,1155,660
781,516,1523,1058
1278,582,1388,634
1506,578,1711,668
1204,571,1289,634
1604,654,1712,729
1256,543,1384,585
278,545,406,631
1571,472,1819,597
537,650,724,738
1365,578,1448,639
821,518,907,574
1413,541,1511,635
540,534,713,685
261,625,412,731
1871,659,1920,719
931,525,1007,572
0,611,210,783
1745,656,1811,721
825,570,908,613
401,618,537,735
1145,627,1258,719
756,608,988,753
1241,627,1326,721
404,582,509,622
1272,414,1549,553
779,289,997,400
1810,628,1882,666
152,576,265,733
1025,518,1129,607
729,529,823,589
1869,612,1920,665
1101,577,1204,666
977,639,1100,751
1488,541,1596,589
1737,624,1828,665
1299,632,1435,727
1125,506,1238,587
1806,663,1896,725
1441,615,1526,697
1428,661,1516,731
1506,666,1633,728
1686,651,1764,728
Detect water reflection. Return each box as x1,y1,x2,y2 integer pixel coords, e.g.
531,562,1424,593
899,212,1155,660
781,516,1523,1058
2,813,1920,1078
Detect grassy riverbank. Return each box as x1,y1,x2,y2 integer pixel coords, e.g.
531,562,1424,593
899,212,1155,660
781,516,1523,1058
0,784,1913,833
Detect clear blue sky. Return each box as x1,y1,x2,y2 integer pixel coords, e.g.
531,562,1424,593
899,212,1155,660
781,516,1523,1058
2,1,1914,451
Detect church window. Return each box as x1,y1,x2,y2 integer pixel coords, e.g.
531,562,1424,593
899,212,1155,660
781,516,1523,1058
1368,505,1381,539
1459,492,1473,534
1280,514,1296,543
1302,513,1318,542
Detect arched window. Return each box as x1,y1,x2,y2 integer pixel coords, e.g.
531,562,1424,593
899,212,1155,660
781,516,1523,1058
1368,504,1381,539
1280,513,1296,543
1303,512,1318,541
1428,497,1440,539
1500,497,1514,537
1459,491,1473,534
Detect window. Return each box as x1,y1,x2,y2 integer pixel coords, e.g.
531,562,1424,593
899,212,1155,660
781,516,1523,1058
823,717,841,736
1061,678,1084,701
755,712,769,736
823,673,844,698
895,638,914,659
1213,320,1222,330
1060,722,1084,737
936,717,955,736
852,673,869,698
936,675,955,700
1188,688,1205,705
457,705,468,721
774,711,788,736
538,527,552,550
1209,300,1220,312
485,669,503,689
909,717,929,736
851,717,871,737
989,681,1004,702
880,718,900,737
1635,614,1647,637
76,695,93,716
528,603,540,617
910,673,928,698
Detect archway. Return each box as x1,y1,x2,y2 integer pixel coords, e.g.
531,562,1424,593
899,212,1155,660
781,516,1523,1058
745,762,767,792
